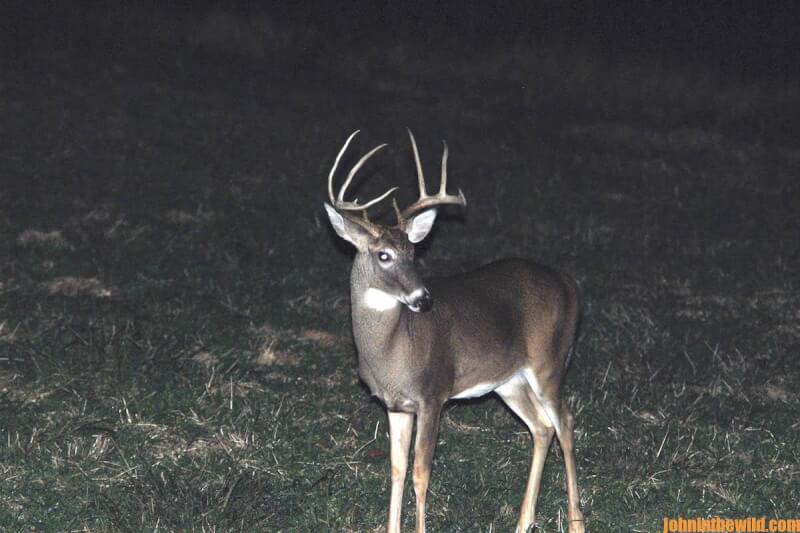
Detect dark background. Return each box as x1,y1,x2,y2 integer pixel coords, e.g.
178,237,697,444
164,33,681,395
5,1,800,77
1,1,798,530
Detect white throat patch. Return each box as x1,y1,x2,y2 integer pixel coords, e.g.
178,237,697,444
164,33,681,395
363,288,400,311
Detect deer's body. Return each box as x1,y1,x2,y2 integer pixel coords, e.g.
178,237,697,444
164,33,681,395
353,259,578,412
324,131,585,533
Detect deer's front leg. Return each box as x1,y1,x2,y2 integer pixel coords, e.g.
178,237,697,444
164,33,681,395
388,411,414,533
412,405,442,533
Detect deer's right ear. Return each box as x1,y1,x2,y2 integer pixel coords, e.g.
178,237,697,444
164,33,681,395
324,203,370,248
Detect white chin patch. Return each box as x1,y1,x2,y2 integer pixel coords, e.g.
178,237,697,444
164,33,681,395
363,288,400,311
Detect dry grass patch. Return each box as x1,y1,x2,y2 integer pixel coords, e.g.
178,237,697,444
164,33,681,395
250,324,348,367
764,382,793,403
39,276,116,298
165,208,217,225
254,338,298,367
297,328,348,349
16,229,74,250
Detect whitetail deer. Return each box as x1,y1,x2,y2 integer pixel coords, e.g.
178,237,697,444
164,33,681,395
323,130,585,533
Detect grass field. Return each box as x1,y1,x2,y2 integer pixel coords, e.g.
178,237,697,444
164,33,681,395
1,5,799,532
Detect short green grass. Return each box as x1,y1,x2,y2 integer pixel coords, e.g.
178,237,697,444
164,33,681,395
1,6,799,532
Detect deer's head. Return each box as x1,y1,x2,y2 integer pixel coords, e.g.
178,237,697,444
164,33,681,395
324,130,466,313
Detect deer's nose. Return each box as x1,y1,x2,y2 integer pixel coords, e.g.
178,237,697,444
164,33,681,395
409,288,433,312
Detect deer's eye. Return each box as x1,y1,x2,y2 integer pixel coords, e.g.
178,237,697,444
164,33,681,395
377,251,392,263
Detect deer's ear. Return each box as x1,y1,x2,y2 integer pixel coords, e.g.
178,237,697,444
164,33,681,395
324,203,371,249
405,208,437,243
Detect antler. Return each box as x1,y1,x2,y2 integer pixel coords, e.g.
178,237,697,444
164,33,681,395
396,129,467,228
327,130,398,235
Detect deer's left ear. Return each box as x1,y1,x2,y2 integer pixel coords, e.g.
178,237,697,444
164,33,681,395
405,208,437,243
324,203,372,249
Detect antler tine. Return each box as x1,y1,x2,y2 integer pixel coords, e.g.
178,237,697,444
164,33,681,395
340,185,400,211
327,132,398,232
439,140,448,195
328,130,360,205
407,129,427,197
439,140,467,205
397,136,467,224
337,143,390,205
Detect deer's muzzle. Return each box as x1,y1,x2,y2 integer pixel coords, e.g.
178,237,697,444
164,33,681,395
407,288,433,313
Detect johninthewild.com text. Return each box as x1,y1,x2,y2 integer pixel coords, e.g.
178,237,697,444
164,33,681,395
663,517,800,532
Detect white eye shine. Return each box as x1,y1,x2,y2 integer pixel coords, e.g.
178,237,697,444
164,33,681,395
377,250,394,263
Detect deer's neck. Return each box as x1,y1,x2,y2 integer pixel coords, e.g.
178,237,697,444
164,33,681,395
349,259,404,358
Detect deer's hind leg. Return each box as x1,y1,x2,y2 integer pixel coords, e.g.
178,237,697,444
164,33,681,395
555,401,585,533
495,373,555,533
519,367,585,533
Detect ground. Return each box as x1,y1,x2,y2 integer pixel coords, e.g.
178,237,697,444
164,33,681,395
1,5,799,532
